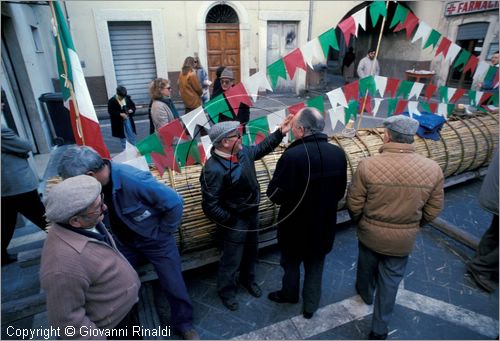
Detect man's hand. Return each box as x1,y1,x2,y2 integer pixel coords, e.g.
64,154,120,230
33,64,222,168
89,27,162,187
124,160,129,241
279,115,294,135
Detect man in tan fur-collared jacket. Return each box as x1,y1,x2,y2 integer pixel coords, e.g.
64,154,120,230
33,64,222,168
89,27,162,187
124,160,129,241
347,115,444,340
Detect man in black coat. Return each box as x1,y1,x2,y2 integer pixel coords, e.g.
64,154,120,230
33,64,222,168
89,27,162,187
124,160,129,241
108,86,137,150
266,107,347,319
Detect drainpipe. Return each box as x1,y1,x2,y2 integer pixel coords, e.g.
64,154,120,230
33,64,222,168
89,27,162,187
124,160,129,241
307,0,313,41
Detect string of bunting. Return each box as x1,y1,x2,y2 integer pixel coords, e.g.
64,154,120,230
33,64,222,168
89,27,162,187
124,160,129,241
128,1,498,174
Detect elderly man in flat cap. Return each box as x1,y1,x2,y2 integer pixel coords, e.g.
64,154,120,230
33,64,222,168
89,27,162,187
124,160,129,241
57,146,199,340
347,115,444,340
200,116,292,311
215,68,250,127
40,175,140,339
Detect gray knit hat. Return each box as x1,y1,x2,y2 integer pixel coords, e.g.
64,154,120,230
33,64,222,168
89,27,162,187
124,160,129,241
220,68,234,80
383,115,419,136
44,175,102,223
208,121,240,144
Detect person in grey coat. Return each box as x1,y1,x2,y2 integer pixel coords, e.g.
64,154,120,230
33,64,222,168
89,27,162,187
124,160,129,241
1,124,46,265
466,149,499,292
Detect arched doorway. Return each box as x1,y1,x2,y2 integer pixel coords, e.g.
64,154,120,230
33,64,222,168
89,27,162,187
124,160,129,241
205,5,241,84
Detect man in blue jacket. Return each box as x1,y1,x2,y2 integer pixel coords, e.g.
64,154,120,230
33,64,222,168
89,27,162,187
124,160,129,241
57,146,199,340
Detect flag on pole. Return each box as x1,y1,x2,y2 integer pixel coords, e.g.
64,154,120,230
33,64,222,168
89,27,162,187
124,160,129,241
50,1,110,158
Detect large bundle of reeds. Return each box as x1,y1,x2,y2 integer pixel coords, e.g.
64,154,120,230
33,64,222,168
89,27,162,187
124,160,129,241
47,112,498,254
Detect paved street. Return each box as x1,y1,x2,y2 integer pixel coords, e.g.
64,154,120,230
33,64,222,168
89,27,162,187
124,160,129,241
1,90,498,340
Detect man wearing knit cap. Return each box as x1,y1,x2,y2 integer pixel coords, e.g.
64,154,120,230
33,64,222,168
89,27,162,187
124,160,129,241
40,175,140,339
57,146,199,340
347,114,444,340
200,115,293,311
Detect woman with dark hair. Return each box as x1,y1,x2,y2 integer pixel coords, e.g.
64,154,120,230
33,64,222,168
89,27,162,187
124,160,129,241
108,86,136,149
178,56,203,113
148,78,180,132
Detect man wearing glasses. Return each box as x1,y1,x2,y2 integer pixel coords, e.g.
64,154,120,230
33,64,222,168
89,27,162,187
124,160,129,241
40,175,140,338
57,146,199,340
200,116,293,311
216,68,250,127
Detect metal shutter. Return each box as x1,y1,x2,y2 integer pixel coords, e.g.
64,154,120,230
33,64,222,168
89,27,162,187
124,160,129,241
456,22,489,40
108,21,156,105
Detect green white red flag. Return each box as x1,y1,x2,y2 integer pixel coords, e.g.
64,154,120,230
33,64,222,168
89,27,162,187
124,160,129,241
51,1,110,158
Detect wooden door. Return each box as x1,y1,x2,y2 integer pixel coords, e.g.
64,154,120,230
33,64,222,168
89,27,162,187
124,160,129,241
206,23,241,85
267,21,299,92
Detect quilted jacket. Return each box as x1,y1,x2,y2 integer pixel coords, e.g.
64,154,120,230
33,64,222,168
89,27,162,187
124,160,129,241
347,142,444,256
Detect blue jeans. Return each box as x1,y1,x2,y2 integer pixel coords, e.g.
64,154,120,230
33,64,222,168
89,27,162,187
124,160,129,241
356,241,408,335
120,119,136,149
115,233,194,332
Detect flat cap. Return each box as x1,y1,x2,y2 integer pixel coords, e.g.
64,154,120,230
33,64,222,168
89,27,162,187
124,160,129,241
383,115,419,136
220,68,234,80
44,175,102,223
208,121,240,144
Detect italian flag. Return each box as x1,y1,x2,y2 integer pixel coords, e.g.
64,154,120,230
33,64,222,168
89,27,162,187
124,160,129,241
51,1,110,158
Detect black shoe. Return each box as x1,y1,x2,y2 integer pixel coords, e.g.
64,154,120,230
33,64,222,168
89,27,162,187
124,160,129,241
242,282,262,297
356,284,373,305
303,311,314,319
468,268,496,293
220,296,239,311
267,291,299,304
369,331,387,340
2,253,17,266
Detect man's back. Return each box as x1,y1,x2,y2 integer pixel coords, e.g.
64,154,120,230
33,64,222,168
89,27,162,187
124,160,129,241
348,142,444,256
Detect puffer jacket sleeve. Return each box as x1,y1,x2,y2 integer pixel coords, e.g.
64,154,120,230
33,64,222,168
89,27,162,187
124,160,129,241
346,159,368,223
420,169,444,226
200,166,233,225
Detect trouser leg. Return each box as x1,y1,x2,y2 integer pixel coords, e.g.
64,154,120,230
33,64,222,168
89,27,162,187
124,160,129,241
371,253,408,336
303,256,325,313
218,223,246,300
279,253,301,301
356,241,378,304
468,215,499,278
239,213,259,285
123,119,137,146
17,190,47,230
1,195,19,256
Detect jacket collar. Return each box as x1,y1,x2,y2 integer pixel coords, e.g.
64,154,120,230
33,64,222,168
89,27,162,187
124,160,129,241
379,142,415,154
49,222,113,254
287,133,328,149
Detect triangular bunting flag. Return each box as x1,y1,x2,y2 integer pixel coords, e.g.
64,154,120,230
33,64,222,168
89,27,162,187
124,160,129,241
435,37,452,58
453,50,471,72
475,91,484,106
343,80,359,101
396,80,414,99
445,43,462,63
225,83,254,116
400,11,419,39
424,83,438,100
473,61,491,83
327,87,348,108
200,135,212,161
360,95,373,115
352,7,367,32
318,28,339,58
447,104,455,117
408,82,425,100
423,29,441,50
307,96,325,114
359,76,377,97
283,48,307,79
328,106,345,129
468,90,477,106
247,116,270,144
300,38,326,69
267,109,287,132
338,16,357,47
288,102,306,116
407,101,420,117
395,99,409,115
137,133,165,156
174,140,202,168
180,106,210,139
369,1,387,27
267,58,288,88
411,21,432,48
385,78,401,98
447,87,457,104
373,98,383,117
420,100,431,113
375,75,388,97
387,98,398,116
243,70,273,102
151,149,179,174
489,93,499,106
345,100,359,122
450,88,467,103
158,118,189,147
437,103,448,118
463,54,479,74
438,86,449,103
389,4,409,29
479,92,493,105
204,94,232,123
428,102,438,114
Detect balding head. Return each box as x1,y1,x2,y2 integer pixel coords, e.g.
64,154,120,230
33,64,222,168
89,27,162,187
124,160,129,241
294,107,325,138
